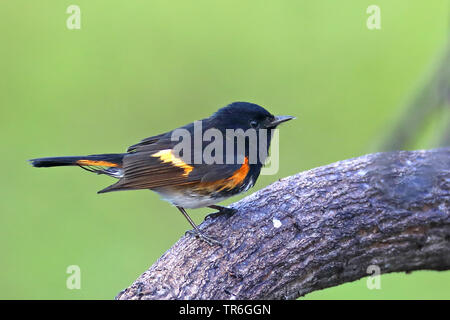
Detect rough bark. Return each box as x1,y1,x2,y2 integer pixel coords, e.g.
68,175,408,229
116,148,450,300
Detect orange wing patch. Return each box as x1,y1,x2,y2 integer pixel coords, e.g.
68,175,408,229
151,149,194,177
76,160,120,167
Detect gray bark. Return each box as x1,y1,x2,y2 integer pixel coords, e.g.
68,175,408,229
116,147,450,300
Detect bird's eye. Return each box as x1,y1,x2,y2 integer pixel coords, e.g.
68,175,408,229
250,120,258,128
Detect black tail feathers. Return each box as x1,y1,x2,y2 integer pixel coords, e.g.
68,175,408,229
29,153,125,168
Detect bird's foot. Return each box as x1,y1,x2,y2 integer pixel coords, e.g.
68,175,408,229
185,229,222,246
205,206,237,220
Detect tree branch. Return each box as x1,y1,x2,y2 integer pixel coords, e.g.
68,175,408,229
116,148,450,300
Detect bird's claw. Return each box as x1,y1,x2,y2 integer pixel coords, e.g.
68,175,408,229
185,229,222,246
205,207,237,220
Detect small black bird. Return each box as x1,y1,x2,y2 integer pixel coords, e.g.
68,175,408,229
30,102,294,245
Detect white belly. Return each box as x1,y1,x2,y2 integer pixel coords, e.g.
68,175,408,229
153,188,229,209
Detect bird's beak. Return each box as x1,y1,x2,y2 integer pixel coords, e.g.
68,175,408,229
266,115,296,128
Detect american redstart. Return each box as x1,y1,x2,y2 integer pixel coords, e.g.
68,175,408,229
30,102,294,245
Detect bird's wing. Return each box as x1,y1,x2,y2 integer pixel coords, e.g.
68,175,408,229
99,142,245,193
126,133,169,152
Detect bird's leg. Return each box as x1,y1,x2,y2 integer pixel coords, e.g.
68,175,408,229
205,205,238,220
176,206,221,246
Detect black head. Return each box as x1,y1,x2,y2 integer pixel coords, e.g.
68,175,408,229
211,101,294,130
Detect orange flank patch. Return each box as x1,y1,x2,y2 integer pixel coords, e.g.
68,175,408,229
198,157,249,192
151,149,194,176
76,160,120,167
221,156,249,190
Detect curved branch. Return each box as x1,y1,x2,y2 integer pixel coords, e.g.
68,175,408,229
116,148,450,300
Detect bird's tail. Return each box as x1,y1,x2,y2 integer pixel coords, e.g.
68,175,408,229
29,153,125,178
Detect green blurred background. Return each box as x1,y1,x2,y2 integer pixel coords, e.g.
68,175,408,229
1,0,449,299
